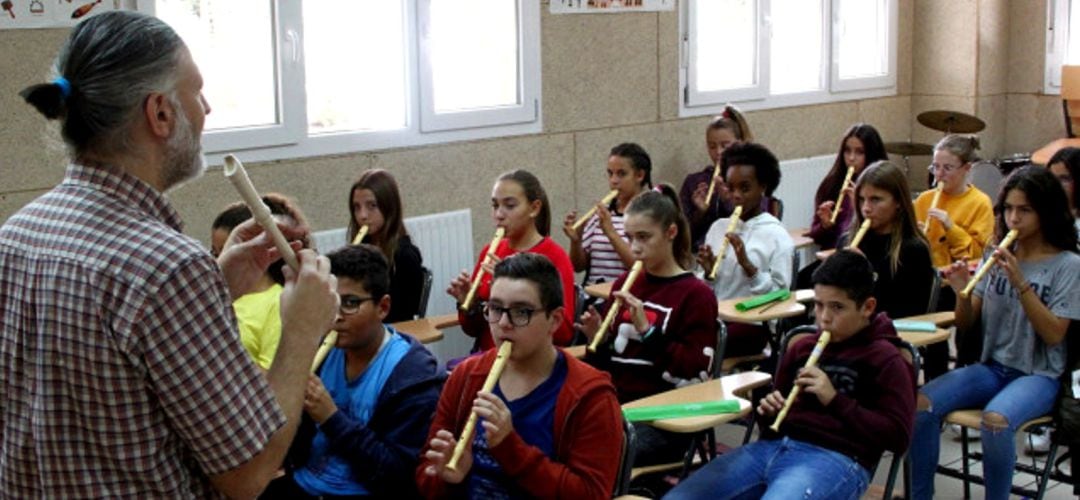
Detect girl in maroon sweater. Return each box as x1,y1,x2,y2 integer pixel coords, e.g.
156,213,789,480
447,170,576,351
581,185,718,465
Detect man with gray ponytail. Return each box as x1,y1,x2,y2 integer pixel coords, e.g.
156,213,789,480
0,11,339,499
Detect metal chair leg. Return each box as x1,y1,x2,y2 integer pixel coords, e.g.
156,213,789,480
960,426,971,499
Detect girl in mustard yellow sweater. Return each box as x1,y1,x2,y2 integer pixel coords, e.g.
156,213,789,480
914,135,994,269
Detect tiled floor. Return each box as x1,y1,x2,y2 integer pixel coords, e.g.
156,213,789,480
697,423,1076,500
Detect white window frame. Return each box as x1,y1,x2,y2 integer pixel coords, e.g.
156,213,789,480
138,0,542,165
679,0,898,117
1046,0,1070,94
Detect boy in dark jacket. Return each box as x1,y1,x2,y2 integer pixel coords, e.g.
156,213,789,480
665,250,916,500
417,253,623,498
263,244,444,499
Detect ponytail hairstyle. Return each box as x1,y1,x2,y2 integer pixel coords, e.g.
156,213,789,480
934,134,981,164
849,161,929,274
993,166,1078,253
498,169,552,237
626,184,694,269
815,124,888,206
610,142,653,189
20,11,186,160
347,169,410,269
707,105,754,142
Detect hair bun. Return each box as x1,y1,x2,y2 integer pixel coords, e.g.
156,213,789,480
19,82,67,120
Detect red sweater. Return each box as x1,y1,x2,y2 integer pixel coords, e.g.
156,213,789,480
763,313,916,471
458,236,576,350
415,348,623,499
587,271,718,403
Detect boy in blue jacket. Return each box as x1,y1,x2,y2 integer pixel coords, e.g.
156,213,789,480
263,244,444,498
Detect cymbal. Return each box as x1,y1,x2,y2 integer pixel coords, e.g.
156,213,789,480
885,141,934,157
917,110,985,133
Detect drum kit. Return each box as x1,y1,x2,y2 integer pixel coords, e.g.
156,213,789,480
885,110,1030,176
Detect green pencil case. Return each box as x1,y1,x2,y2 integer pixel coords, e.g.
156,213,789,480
622,400,741,422
735,289,791,312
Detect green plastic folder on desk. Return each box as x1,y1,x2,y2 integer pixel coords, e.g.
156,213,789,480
622,400,741,422
734,289,791,312
892,320,937,332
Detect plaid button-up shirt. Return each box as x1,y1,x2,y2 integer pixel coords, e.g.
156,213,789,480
0,164,285,498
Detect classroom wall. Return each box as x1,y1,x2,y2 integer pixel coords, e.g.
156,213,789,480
1,0,1052,254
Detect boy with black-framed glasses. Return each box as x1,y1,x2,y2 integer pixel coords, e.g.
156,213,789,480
263,244,444,499
417,253,624,498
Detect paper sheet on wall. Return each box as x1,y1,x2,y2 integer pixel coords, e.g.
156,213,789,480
550,0,674,14
0,0,129,30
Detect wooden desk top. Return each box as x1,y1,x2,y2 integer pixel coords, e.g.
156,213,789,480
788,228,814,249
1032,137,1080,165
898,327,951,347
584,281,614,299
815,248,836,261
566,345,587,359
389,318,445,344
428,313,460,329
622,372,772,433
717,293,807,323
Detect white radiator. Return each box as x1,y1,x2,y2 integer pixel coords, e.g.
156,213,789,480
312,209,475,366
312,209,474,318
774,154,835,230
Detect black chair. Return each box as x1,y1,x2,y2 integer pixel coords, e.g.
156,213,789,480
613,417,637,497
773,326,917,500
416,266,434,319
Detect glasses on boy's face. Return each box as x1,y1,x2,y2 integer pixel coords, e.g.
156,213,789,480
484,303,542,327
927,162,963,174
339,295,376,315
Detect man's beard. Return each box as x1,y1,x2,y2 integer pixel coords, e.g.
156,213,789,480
161,104,207,191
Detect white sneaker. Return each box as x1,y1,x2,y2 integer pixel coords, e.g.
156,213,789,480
948,424,980,441
1025,427,1051,455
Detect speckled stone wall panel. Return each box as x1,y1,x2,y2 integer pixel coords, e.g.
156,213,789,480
898,0,916,96
168,153,376,248
977,0,1009,96
657,7,679,120
542,10,659,133
1,29,71,193
0,189,50,222
747,103,860,160
855,96,915,145
975,95,1008,159
369,134,576,252
1007,0,1046,94
913,0,978,96
1005,94,1066,154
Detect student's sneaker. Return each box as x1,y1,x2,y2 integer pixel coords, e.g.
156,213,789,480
948,424,980,441
1025,427,1051,455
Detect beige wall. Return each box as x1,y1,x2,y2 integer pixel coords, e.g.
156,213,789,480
16,0,1039,255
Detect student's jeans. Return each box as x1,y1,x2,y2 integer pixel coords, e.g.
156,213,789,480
910,361,1059,500
662,436,870,500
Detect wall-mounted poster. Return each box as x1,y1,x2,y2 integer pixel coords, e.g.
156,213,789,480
550,0,674,14
0,0,130,30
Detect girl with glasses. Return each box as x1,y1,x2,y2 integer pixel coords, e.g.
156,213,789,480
914,134,995,269
913,135,995,373
580,185,718,467
447,170,576,353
